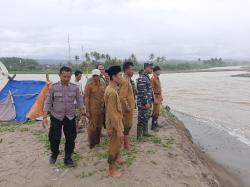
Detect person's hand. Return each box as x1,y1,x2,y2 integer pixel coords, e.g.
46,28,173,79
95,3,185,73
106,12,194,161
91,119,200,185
117,131,124,144
86,111,90,118
76,123,80,129
144,103,151,109
154,100,159,105
42,117,48,128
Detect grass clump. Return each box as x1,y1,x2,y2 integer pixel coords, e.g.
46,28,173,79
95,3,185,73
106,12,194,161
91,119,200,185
0,122,20,133
147,136,175,149
76,171,95,178
160,106,176,121
96,151,109,160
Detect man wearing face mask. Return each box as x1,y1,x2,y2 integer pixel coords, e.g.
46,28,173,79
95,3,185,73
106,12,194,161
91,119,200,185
43,66,84,166
84,69,105,149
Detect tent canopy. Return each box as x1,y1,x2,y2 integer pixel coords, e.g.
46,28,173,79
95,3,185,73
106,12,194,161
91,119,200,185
0,80,46,122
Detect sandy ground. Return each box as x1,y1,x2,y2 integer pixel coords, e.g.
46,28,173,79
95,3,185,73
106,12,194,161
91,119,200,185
0,109,244,187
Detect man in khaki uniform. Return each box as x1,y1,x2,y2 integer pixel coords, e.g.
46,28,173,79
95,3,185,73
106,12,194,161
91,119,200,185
97,63,109,87
84,69,105,149
104,65,124,177
96,64,109,130
119,60,135,150
151,66,163,131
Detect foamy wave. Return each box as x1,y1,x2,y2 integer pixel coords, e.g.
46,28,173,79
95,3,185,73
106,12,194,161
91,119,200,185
171,108,250,147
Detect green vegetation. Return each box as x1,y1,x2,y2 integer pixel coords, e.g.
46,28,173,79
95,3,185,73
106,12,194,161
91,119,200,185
160,106,176,121
121,148,138,167
0,120,37,133
0,57,60,74
76,171,95,178
32,129,50,151
147,136,175,149
96,151,109,160
95,136,139,168
0,53,232,74
0,122,20,133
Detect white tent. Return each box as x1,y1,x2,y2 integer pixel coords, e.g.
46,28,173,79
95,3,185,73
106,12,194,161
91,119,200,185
0,61,9,92
0,61,9,91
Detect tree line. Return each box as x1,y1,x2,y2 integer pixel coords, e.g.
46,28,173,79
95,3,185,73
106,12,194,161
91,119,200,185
0,54,225,73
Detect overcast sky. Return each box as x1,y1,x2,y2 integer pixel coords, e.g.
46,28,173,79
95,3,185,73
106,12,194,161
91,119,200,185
0,0,250,60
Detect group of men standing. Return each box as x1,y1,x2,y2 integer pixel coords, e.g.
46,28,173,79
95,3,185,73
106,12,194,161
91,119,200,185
42,61,163,177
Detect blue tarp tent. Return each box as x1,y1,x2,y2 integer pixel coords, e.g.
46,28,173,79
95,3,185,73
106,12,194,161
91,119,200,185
0,80,46,122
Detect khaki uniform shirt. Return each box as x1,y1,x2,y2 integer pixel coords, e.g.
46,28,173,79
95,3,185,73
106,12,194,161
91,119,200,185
84,80,105,115
87,76,106,88
119,74,135,113
151,75,163,103
104,84,124,135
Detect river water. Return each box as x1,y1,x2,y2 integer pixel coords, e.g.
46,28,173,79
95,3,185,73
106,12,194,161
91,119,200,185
161,70,250,147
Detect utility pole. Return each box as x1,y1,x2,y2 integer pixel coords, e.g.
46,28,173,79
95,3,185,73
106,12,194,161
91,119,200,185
81,45,84,62
67,34,71,63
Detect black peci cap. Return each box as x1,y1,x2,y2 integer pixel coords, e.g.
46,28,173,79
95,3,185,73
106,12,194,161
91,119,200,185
153,66,161,72
108,65,122,78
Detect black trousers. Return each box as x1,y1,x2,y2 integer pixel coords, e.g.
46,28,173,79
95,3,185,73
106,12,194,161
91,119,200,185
49,115,77,156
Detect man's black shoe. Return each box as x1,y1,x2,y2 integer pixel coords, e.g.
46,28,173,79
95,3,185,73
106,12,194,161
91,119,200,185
64,154,74,166
151,127,159,132
49,154,58,164
155,124,163,128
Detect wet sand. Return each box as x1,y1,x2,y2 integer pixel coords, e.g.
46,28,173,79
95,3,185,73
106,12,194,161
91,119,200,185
0,109,244,187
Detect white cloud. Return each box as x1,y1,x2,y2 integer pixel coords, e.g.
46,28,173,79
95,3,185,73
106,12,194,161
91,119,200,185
0,0,250,60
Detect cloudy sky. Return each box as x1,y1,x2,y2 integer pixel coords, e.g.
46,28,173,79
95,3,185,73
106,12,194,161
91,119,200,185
0,0,250,60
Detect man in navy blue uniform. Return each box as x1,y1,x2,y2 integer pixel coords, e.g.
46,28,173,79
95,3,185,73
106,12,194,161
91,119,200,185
136,63,154,140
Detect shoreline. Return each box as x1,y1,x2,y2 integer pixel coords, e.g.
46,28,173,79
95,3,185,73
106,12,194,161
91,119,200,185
8,65,249,75
173,109,250,186
0,108,245,187
161,108,244,187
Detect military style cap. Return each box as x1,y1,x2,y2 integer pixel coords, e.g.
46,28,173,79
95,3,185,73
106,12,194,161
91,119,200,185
144,62,154,68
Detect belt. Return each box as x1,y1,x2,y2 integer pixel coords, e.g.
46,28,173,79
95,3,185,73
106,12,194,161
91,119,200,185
154,93,161,95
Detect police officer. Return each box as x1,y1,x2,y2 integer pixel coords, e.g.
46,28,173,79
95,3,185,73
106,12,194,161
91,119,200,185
43,66,84,166
136,63,154,140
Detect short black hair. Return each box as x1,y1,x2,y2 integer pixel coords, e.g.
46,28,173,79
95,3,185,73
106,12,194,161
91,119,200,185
96,63,104,69
108,65,122,80
153,66,161,72
123,60,134,72
60,66,72,74
74,70,83,76
138,69,143,75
